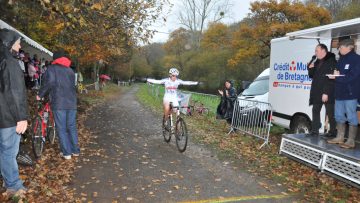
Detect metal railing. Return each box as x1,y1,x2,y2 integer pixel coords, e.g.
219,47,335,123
181,90,220,114
118,81,130,86
229,98,273,149
147,83,162,100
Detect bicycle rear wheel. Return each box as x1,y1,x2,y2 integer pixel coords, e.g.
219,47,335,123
32,117,45,159
162,116,171,143
201,108,209,115
175,117,188,152
47,119,56,144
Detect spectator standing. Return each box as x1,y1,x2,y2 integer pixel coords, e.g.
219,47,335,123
0,28,28,196
216,80,237,124
328,39,360,148
37,50,80,160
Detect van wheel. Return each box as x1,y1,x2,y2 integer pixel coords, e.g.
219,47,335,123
291,115,311,134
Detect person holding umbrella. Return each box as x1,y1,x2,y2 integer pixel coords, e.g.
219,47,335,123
99,74,111,89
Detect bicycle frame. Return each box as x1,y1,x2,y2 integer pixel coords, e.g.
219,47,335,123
34,101,53,138
168,103,180,132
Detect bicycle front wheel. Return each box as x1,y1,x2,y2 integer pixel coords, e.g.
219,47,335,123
162,116,171,143
47,119,56,144
175,117,188,152
32,117,45,159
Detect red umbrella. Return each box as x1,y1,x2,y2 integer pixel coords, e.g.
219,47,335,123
99,74,111,80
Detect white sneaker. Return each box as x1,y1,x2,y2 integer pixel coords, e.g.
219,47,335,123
72,153,79,157
5,188,27,197
63,155,71,160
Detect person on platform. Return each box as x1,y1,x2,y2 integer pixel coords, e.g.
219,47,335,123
308,44,337,137
327,39,360,149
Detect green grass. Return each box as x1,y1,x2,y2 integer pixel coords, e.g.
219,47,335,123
136,84,163,114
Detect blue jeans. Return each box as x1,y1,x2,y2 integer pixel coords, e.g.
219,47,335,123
0,127,25,191
335,99,359,126
53,110,80,156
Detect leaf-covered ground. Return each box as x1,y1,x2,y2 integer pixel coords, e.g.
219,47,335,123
136,84,360,203
0,84,122,202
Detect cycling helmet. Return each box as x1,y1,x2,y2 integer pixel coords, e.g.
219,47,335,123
169,68,179,76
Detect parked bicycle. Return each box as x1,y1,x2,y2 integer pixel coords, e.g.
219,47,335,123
32,99,56,158
162,102,189,152
189,101,209,116
77,82,88,94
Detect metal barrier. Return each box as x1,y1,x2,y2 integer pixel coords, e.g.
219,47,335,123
147,83,161,100
118,81,130,86
229,98,273,148
180,90,220,114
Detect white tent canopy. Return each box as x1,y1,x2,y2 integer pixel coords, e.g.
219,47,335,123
0,19,53,60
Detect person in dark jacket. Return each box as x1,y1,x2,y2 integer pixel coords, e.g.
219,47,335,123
307,44,337,137
0,28,28,195
328,39,360,148
37,50,80,159
216,80,237,123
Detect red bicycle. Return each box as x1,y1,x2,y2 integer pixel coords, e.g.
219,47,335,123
32,100,56,158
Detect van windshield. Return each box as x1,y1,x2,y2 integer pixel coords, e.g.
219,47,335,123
242,77,269,96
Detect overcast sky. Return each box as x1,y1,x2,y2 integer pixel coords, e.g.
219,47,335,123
150,0,256,43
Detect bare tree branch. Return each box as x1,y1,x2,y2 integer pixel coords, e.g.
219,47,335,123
177,0,232,48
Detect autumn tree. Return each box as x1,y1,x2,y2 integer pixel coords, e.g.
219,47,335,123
163,28,193,71
1,0,169,79
305,0,355,19
335,1,360,21
142,43,166,78
201,23,231,50
228,0,331,68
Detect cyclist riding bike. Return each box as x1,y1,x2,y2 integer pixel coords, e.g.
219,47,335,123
147,68,198,120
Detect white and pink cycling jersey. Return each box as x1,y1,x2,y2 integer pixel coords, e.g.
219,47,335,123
147,78,198,106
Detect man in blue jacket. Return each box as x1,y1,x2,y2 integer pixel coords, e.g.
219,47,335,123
328,39,360,149
0,29,28,196
37,50,80,159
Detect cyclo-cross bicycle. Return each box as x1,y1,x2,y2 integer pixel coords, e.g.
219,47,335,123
32,99,56,158
162,102,189,152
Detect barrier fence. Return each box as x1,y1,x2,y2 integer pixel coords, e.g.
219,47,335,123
147,84,162,100
118,81,130,86
229,98,273,148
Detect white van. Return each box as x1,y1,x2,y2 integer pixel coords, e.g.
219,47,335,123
240,18,360,133
238,68,269,103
